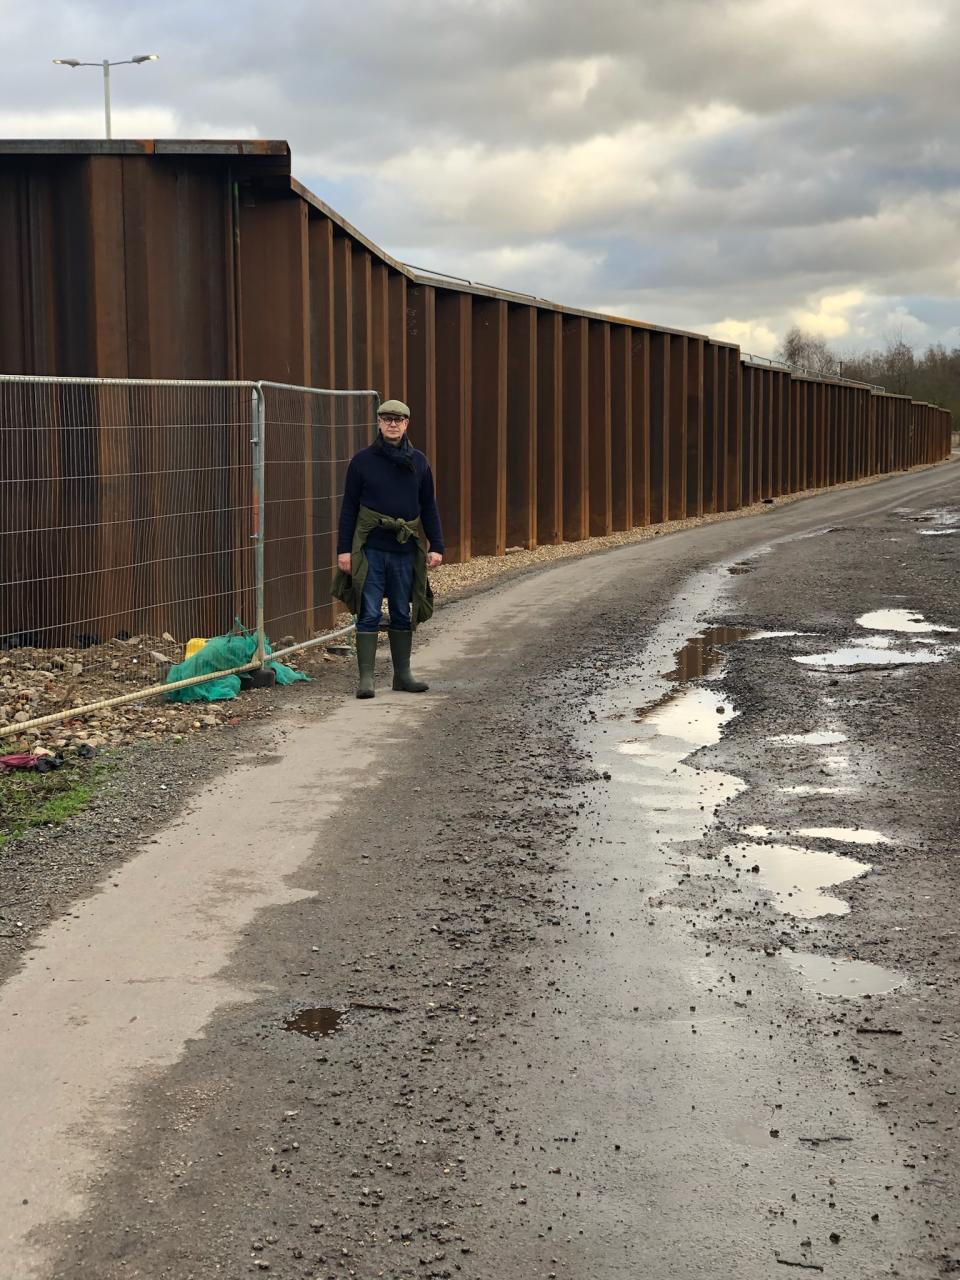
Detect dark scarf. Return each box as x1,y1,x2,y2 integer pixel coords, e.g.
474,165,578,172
373,430,417,474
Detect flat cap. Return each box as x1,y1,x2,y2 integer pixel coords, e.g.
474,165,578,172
378,399,410,417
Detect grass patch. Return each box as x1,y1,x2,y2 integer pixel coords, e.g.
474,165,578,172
0,757,111,849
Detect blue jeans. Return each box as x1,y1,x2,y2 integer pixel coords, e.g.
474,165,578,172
356,546,414,633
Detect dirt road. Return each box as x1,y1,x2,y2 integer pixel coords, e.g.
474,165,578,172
1,462,958,1279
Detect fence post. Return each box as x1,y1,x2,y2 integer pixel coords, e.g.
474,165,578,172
252,383,267,667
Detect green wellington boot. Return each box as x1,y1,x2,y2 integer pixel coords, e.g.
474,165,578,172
355,631,378,699
388,629,429,692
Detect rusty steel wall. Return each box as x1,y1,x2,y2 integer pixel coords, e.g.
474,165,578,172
0,141,953,612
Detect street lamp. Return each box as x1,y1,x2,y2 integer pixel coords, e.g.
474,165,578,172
53,54,159,140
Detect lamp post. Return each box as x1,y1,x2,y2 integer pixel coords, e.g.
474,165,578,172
53,54,159,139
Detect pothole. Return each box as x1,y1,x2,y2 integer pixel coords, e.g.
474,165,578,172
663,626,756,682
745,630,810,640
718,840,871,917
794,826,891,845
619,687,746,846
857,609,957,634
780,950,905,998
743,824,890,845
768,730,847,746
284,1007,346,1039
795,645,947,669
780,784,857,795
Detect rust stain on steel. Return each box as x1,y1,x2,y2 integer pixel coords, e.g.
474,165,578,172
0,139,952,645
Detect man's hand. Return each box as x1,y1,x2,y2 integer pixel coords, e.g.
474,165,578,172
337,553,352,573
426,552,443,569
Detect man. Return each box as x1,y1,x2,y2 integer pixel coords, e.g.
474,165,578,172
333,399,444,699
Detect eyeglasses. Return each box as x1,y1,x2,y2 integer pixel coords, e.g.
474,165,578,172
378,414,408,424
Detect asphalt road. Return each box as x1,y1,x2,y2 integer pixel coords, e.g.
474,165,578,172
2,462,958,1280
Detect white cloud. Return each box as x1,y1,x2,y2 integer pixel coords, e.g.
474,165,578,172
705,318,781,355
0,106,257,140
792,289,867,340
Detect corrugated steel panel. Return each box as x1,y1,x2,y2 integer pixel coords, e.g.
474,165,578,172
0,139,952,584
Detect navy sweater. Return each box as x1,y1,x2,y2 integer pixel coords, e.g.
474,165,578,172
337,442,445,556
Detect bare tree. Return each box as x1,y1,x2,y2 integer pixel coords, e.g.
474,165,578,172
777,326,840,376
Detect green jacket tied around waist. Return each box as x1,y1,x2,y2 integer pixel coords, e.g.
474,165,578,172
331,505,435,629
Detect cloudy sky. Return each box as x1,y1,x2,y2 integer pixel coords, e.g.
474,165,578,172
3,0,959,356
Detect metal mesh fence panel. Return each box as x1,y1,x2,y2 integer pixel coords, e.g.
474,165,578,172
259,383,379,657
0,376,259,733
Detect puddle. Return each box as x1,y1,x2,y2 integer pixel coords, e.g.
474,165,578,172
663,626,755,682
745,630,809,640
822,754,849,771
664,625,819,684
857,609,957,634
917,507,960,526
720,841,871,917
780,784,856,795
284,1006,345,1039
619,687,746,845
781,950,905,998
768,730,847,746
795,827,891,845
920,529,958,536
743,824,887,845
795,645,946,669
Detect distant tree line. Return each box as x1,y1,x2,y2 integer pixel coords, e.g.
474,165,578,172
776,326,960,423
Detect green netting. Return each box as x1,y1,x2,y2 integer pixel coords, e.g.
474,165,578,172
164,627,310,703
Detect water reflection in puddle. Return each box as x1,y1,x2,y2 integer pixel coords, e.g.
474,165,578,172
781,950,905,998
857,609,957,634
663,627,755,682
619,687,746,845
822,754,849,771
769,730,847,745
916,508,960,527
284,1007,345,1039
743,824,889,846
720,841,871,917
745,630,809,640
795,827,891,845
780,784,856,795
796,645,947,669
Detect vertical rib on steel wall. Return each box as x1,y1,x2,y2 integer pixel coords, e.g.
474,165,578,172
536,310,563,545
649,333,668,524
610,326,632,532
435,291,471,562
588,321,613,537
685,338,704,518
668,335,687,521
631,330,651,526
701,343,717,514
561,315,589,542
506,304,537,549
471,297,507,557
